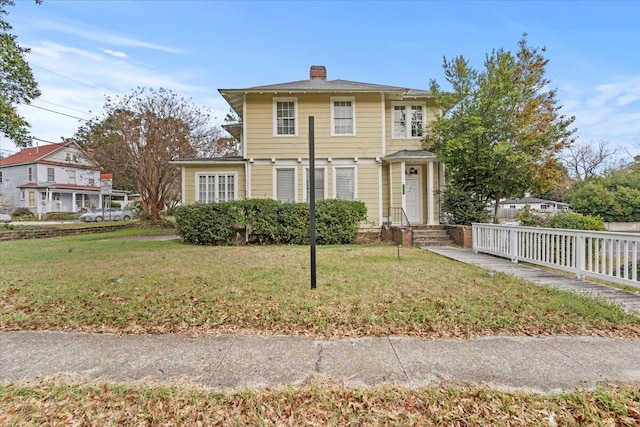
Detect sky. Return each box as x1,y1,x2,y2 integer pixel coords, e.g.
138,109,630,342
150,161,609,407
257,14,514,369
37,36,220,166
1,0,639,158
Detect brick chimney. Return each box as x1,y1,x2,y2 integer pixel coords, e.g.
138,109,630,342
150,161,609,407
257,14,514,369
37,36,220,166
310,65,327,81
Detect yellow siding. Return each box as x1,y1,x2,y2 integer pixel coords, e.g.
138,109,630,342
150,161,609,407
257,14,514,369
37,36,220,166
382,166,390,220
246,93,384,159
391,163,403,208
250,164,273,199
182,164,245,203
355,163,380,228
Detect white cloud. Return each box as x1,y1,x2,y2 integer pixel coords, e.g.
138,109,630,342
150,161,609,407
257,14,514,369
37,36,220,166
559,75,640,153
31,20,186,54
101,49,129,59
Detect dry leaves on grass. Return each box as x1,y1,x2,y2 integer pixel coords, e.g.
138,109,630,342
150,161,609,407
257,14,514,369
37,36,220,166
1,379,640,426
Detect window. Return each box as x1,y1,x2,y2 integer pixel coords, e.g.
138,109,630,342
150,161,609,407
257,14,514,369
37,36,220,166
27,191,36,207
47,168,55,182
331,97,355,136
392,102,425,138
305,168,325,201
68,169,76,185
88,177,95,186
0,171,2,183
20,191,25,201
334,167,356,200
273,98,297,136
197,173,236,203
540,204,549,210
65,152,71,161
275,168,296,202
76,194,90,208
28,167,33,181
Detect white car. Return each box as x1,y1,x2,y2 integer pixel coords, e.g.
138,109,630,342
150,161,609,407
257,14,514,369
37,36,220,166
0,213,11,223
79,208,134,222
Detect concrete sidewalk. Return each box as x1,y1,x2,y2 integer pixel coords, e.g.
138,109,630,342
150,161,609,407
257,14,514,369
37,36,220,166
2,331,640,393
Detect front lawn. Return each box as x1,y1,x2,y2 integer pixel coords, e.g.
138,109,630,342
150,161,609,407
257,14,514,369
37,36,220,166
1,229,638,337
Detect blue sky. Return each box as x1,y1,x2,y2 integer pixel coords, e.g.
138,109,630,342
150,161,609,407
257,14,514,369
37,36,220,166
2,0,639,157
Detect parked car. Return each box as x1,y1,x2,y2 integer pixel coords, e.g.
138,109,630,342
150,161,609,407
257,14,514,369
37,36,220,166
79,208,135,222
0,213,11,223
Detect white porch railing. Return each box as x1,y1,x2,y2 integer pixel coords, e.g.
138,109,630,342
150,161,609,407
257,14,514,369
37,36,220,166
473,224,640,288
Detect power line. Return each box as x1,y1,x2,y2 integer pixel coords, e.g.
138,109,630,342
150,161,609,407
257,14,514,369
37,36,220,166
25,104,89,121
32,64,113,95
34,99,95,118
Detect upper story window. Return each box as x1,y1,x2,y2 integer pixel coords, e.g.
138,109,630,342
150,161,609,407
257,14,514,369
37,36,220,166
392,102,425,139
28,167,33,182
47,168,55,182
273,98,297,136
331,97,355,136
0,171,2,183
68,169,76,185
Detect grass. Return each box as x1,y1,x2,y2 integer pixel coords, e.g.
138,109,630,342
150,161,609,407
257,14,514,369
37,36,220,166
1,380,639,426
1,228,639,338
2,229,640,424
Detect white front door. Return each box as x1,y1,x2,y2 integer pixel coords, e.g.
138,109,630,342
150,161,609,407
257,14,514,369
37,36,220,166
405,175,423,224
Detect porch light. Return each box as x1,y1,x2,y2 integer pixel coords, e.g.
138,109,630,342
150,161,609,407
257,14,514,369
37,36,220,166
406,167,418,175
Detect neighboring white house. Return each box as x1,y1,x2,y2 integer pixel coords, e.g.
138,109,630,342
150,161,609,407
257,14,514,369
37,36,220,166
496,197,572,219
0,141,105,216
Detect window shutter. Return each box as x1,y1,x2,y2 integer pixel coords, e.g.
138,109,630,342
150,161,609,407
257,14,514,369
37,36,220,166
276,169,295,202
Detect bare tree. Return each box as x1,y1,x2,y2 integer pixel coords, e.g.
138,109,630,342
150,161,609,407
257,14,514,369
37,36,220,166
77,88,218,219
563,140,619,181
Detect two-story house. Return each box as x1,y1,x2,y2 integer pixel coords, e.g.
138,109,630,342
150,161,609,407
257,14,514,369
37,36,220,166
173,66,444,231
0,141,103,215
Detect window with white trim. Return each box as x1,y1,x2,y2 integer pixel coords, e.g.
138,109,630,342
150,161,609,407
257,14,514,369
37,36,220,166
27,191,36,207
331,97,355,136
68,169,76,184
275,168,296,202
305,168,325,201
28,167,33,181
47,167,55,182
0,171,2,183
197,173,236,203
392,102,425,139
273,98,297,136
334,167,356,200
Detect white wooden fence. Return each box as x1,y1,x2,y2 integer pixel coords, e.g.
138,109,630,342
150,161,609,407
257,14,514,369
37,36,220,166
472,224,640,288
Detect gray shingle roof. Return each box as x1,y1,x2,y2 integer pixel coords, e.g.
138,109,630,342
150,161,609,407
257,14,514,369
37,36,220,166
384,150,437,161
219,78,432,117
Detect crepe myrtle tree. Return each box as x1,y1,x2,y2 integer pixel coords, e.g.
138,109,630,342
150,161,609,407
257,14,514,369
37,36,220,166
75,87,220,220
0,0,42,148
424,34,576,223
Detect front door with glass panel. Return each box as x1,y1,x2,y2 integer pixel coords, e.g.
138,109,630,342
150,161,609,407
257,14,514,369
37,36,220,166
405,175,423,224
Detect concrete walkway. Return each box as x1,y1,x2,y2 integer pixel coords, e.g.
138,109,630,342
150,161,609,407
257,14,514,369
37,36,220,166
427,246,640,314
3,247,640,393
2,331,640,393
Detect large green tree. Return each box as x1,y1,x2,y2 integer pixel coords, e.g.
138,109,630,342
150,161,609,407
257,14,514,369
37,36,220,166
74,88,223,219
425,35,576,223
0,0,41,148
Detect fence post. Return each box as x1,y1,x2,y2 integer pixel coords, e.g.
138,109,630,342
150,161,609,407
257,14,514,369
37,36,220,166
575,234,585,280
510,227,518,263
472,224,478,253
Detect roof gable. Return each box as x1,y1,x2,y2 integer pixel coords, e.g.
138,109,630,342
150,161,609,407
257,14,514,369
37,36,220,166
0,141,98,168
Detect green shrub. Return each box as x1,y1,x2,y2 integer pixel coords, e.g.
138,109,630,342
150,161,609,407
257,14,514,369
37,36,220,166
516,205,548,227
547,211,606,231
443,187,489,225
175,202,244,245
45,211,74,221
109,201,121,209
11,208,34,219
174,199,368,246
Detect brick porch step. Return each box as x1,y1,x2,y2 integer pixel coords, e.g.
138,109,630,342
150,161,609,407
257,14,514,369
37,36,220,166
412,229,454,247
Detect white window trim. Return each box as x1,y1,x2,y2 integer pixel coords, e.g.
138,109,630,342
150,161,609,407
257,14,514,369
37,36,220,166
302,166,327,202
391,101,426,139
333,166,358,200
272,166,298,202
27,190,36,207
47,167,55,182
330,96,356,136
194,172,238,203
273,97,298,137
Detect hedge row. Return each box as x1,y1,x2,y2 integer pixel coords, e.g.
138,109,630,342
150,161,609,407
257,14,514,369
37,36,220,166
175,199,367,245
